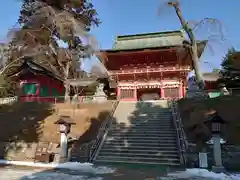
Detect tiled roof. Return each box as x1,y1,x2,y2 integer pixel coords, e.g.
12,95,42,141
112,30,185,50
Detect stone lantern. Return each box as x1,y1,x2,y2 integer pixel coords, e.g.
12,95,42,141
219,83,230,96
204,111,226,172
55,115,76,162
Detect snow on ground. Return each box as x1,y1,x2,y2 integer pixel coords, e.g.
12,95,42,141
0,160,115,174
160,168,240,180
0,160,240,180
0,168,240,180
0,168,103,180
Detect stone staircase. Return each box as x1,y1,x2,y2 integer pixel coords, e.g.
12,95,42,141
94,100,180,166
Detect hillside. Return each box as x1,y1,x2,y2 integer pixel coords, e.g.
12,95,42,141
0,101,114,156
177,95,240,145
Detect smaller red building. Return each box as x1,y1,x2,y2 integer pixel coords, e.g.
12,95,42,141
11,59,65,102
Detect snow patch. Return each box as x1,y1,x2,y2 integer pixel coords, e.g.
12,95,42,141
0,169,103,180
0,160,115,174
164,168,240,180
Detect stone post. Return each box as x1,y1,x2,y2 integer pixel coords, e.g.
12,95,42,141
212,134,225,172
60,133,68,159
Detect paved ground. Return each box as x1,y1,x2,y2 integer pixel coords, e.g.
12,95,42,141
0,165,239,180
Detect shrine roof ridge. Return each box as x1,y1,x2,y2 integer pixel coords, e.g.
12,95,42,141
100,40,207,52
116,30,184,41
111,30,190,51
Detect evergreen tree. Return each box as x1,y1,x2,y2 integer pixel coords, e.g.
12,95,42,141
4,0,100,100
220,48,240,88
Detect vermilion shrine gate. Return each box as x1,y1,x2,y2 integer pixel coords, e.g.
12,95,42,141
99,31,207,101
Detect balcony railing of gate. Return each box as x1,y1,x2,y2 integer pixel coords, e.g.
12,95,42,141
168,99,188,166
89,98,120,162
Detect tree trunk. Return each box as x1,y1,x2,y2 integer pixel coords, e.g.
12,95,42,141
191,44,206,90
64,83,71,102
64,62,71,102
172,3,206,91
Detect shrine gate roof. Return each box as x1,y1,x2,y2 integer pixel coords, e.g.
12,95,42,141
112,30,185,51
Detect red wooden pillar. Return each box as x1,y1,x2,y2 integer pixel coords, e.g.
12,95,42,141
160,88,165,99
133,87,137,101
117,87,121,99
182,85,186,97
179,84,183,99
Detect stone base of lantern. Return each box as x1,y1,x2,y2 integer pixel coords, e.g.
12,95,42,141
212,166,226,173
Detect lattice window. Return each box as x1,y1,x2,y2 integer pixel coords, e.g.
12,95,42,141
23,83,37,95
164,87,179,99
40,86,49,97
120,89,134,99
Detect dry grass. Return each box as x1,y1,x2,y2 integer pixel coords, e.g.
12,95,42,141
178,95,240,145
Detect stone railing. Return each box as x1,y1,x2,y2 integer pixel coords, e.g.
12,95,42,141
168,99,188,166
89,99,120,162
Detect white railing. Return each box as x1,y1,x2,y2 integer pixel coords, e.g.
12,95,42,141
168,99,188,166
0,96,18,105
0,95,109,104
110,66,191,75
89,99,120,161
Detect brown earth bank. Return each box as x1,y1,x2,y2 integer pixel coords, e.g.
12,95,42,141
177,94,240,145
0,100,114,160
178,95,240,169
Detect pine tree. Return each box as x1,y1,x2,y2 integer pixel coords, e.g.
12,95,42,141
220,48,240,88
5,0,100,100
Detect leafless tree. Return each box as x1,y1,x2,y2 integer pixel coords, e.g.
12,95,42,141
163,0,224,91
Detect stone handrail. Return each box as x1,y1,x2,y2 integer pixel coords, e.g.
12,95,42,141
89,99,120,161
168,99,188,166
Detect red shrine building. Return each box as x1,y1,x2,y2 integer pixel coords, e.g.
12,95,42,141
99,30,207,101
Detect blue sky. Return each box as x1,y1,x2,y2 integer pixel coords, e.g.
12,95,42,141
1,0,240,73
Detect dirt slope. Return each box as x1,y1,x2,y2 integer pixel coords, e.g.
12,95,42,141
0,101,114,145
178,95,240,145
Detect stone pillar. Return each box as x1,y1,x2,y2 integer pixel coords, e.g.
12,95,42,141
60,133,68,159
199,152,208,168
212,134,225,172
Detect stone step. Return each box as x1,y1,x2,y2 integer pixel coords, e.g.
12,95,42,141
100,148,178,154
108,129,175,134
95,159,180,166
108,131,176,136
101,145,178,151
107,133,176,138
131,114,172,117
111,123,174,127
105,136,176,141
96,156,180,165
113,116,173,120
111,123,174,128
103,142,177,148
98,151,179,158
132,114,172,117
105,138,177,144
122,120,174,124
